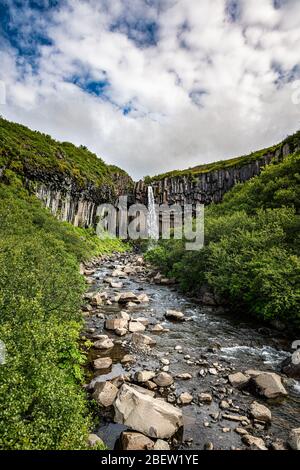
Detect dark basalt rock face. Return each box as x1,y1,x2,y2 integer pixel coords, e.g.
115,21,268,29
134,142,294,207
24,167,134,228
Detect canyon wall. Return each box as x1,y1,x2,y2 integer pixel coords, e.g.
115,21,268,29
134,140,297,207
26,169,133,227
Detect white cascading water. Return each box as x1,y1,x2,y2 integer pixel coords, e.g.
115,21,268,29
147,186,159,240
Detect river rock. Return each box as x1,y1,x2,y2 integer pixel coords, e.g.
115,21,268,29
112,269,126,278
153,440,170,450
134,317,149,326
153,372,174,387
228,372,250,388
179,392,193,405
88,434,105,448
176,373,192,380
92,381,118,407
249,372,288,399
121,354,136,364
132,333,157,348
115,328,127,336
281,356,300,379
93,357,113,370
128,321,146,333
151,324,164,332
198,393,213,404
137,293,150,303
242,434,268,450
117,311,131,321
114,384,183,439
110,281,123,289
288,428,300,450
105,318,128,331
121,431,154,450
165,310,185,321
93,336,114,350
250,401,272,423
118,292,139,304
135,370,156,383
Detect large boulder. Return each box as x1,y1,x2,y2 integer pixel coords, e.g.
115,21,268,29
92,381,118,407
288,428,300,450
93,357,113,370
249,372,288,399
105,318,128,331
250,401,272,423
132,333,156,348
281,356,300,379
114,384,183,439
121,431,154,450
228,372,250,388
165,310,185,321
128,321,146,333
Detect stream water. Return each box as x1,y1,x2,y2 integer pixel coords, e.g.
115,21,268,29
84,253,300,450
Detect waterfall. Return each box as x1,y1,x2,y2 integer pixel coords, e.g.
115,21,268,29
147,186,159,240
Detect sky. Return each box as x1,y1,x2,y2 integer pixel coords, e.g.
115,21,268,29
0,0,300,180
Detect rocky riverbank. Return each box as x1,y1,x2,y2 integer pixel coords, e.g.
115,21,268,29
81,253,300,451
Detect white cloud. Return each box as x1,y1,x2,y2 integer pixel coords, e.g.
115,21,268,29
1,0,300,179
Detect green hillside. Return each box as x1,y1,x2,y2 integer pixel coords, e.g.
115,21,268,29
0,117,132,190
146,151,300,327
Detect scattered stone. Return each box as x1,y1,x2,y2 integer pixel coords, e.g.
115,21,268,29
121,354,136,365
235,427,248,436
165,310,185,321
114,384,183,439
219,400,230,410
222,414,250,423
90,293,103,306
222,428,231,433
145,380,158,391
208,368,218,376
87,434,105,448
132,333,156,348
121,431,154,450
93,357,113,370
93,337,114,350
110,281,123,289
228,372,249,388
204,442,214,450
128,321,146,333
198,393,213,404
137,293,150,303
176,373,192,380
271,439,288,451
160,358,170,366
179,392,193,405
250,401,272,423
175,345,183,351
115,328,127,336
153,372,174,387
134,317,149,326
92,381,118,407
118,292,139,304
117,311,131,321
242,434,268,450
105,318,128,331
151,324,164,332
153,440,170,450
288,428,300,450
135,370,156,383
162,366,169,372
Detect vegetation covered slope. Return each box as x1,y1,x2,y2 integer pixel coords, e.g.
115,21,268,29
0,117,132,191
146,152,300,326
0,172,127,449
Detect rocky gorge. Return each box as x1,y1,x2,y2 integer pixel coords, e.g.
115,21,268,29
81,252,300,451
